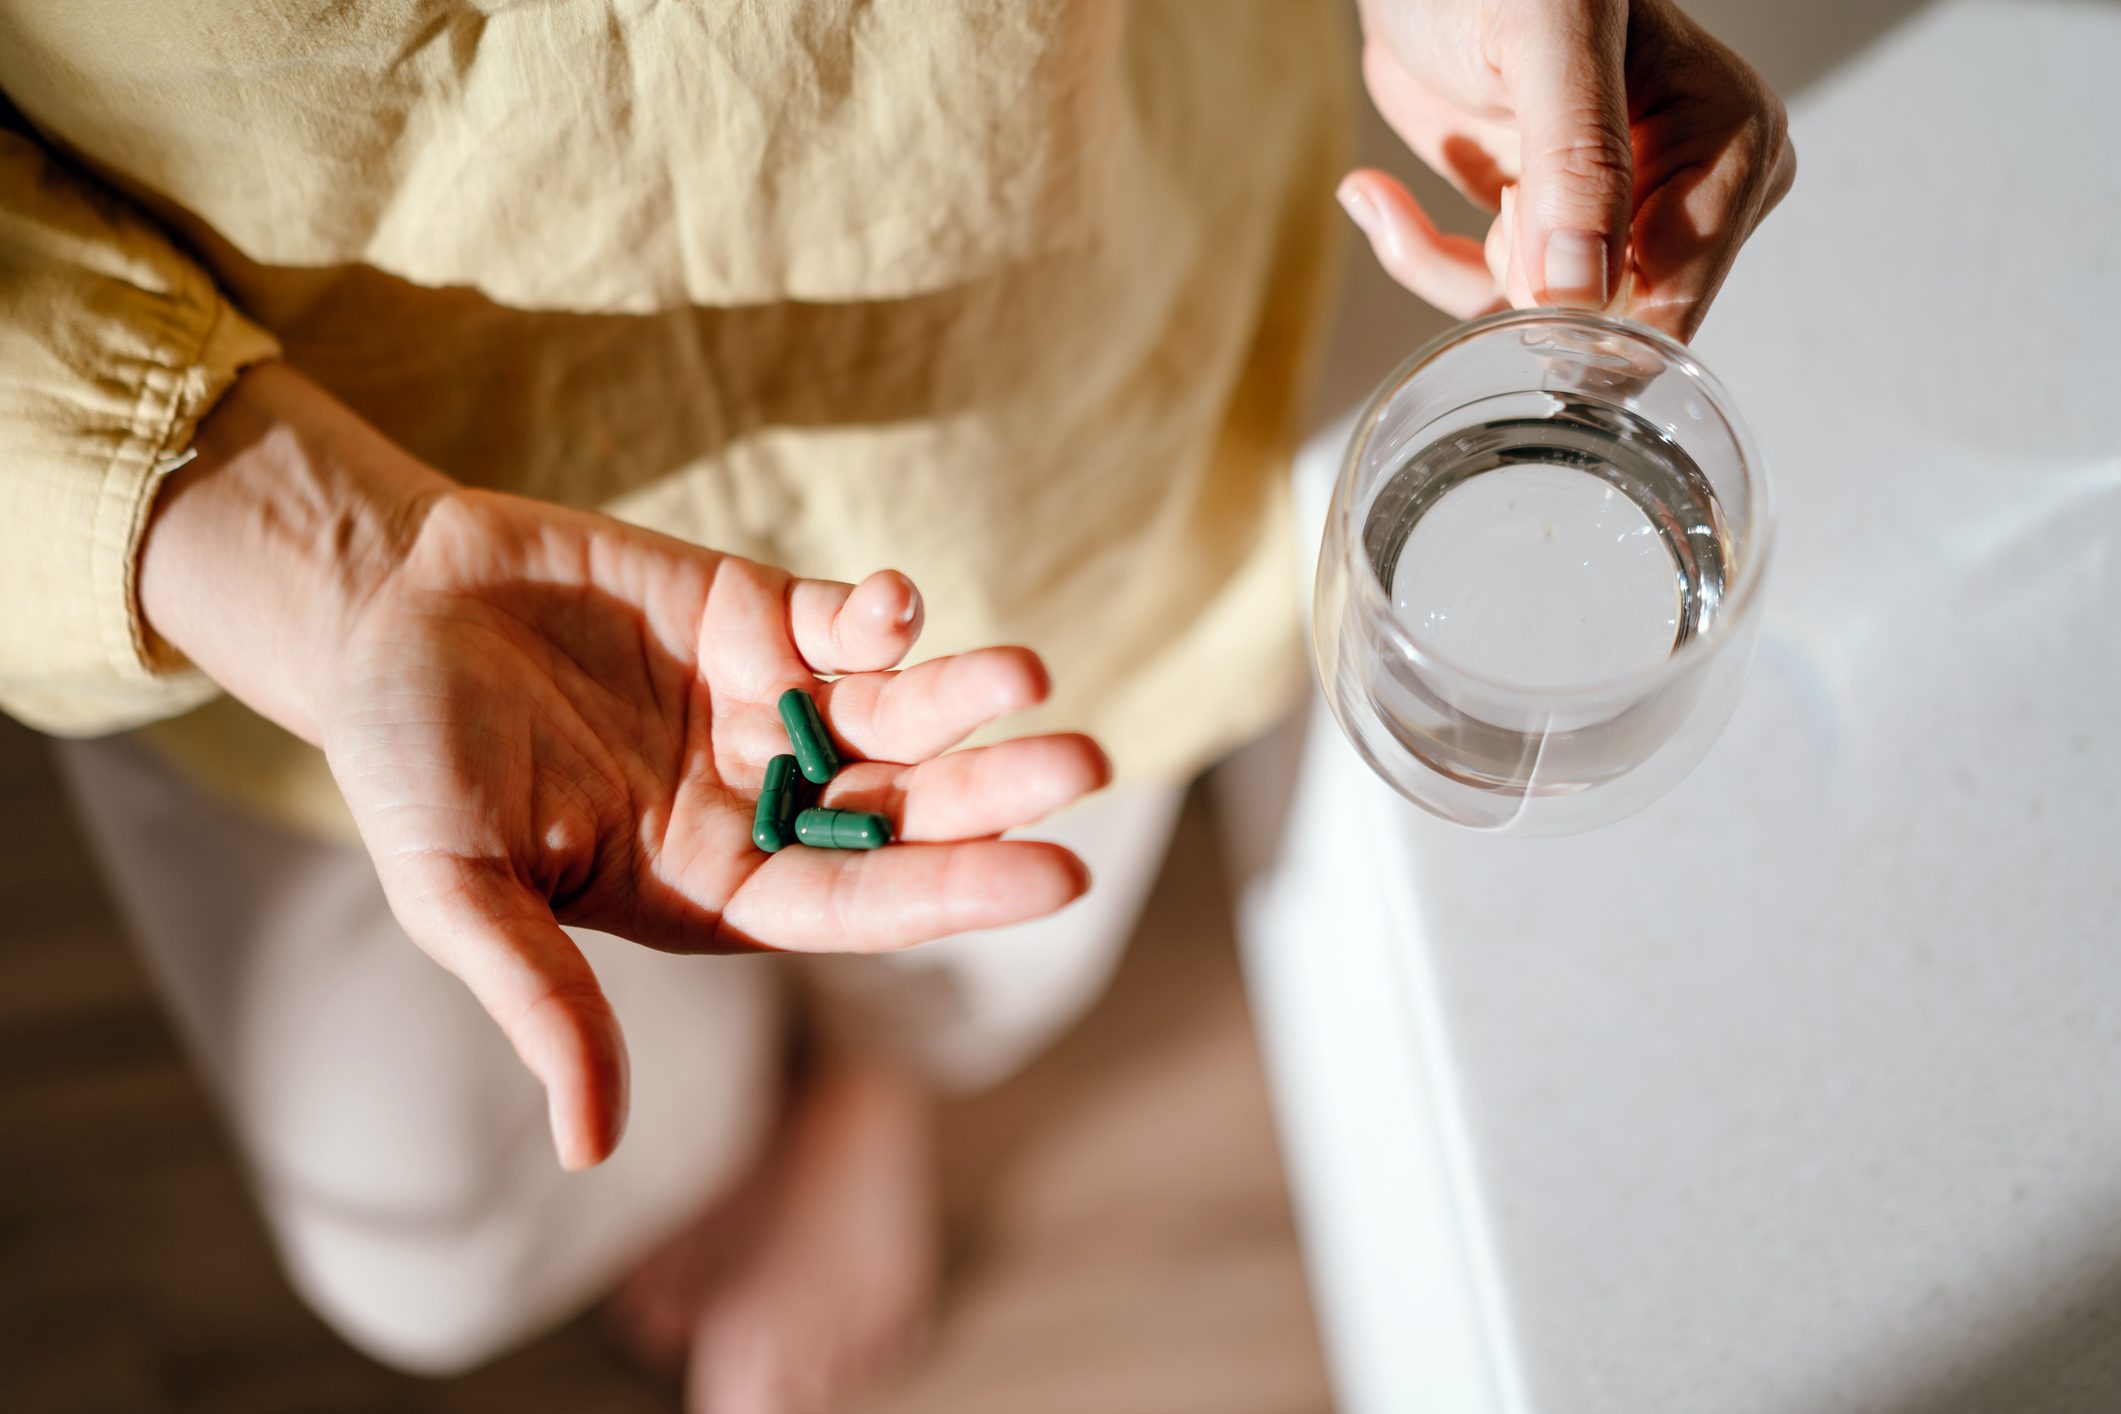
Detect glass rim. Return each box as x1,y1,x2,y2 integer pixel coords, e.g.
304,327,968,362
1335,306,1776,703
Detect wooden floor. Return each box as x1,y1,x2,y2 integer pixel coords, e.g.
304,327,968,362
0,715,1330,1414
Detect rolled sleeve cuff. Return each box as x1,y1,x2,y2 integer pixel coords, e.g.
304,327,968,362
0,182,279,734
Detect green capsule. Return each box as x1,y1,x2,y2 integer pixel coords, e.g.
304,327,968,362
751,754,801,853
793,808,893,851
777,687,840,784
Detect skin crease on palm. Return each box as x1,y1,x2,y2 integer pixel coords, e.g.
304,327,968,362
133,0,1793,1183
1344,0,1797,341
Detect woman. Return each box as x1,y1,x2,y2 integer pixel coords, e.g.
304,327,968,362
0,1,1790,1409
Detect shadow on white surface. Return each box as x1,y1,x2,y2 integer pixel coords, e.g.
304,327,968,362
1241,3,2121,1414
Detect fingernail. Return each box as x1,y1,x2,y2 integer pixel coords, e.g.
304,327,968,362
1339,181,1407,269
1541,231,1609,308
897,583,922,628
1336,179,1378,237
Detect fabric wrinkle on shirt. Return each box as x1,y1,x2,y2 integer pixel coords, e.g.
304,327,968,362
0,0,1348,840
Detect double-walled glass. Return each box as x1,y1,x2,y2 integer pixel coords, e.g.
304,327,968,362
1312,309,1773,835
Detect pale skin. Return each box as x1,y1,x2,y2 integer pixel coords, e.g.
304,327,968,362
141,0,1796,1180
139,361,1110,1172
133,5,1791,1409
1343,0,1796,338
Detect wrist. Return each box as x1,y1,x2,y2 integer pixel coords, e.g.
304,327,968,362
138,361,450,743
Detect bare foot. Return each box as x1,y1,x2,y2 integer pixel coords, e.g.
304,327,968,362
606,1054,939,1413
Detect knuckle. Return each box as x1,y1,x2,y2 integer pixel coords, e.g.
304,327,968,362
515,975,610,1039
1532,124,1633,212
1739,93,1796,207
1537,119,1632,183
1551,134,1632,180
1755,91,1791,161
1762,146,1798,213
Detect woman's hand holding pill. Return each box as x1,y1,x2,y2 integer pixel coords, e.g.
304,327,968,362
138,363,1109,1171
1341,0,1797,340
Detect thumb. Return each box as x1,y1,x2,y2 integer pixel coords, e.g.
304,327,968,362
1505,3,1634,309
385,855,632,1170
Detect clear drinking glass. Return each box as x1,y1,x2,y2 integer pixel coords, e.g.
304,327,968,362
1312,308,1773,835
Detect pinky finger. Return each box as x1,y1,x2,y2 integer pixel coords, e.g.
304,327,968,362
1336,169,1508,321
787,569,924,676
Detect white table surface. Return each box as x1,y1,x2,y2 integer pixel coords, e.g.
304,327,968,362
1234,4,2121,1411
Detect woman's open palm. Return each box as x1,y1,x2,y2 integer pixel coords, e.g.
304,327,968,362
321,489,1106,1168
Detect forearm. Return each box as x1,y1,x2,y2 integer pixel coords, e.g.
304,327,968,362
138,362,450,744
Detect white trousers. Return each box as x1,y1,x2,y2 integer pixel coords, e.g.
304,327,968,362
55,736,1183,1375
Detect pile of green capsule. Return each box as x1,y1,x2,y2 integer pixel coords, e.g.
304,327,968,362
751,687,894,854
